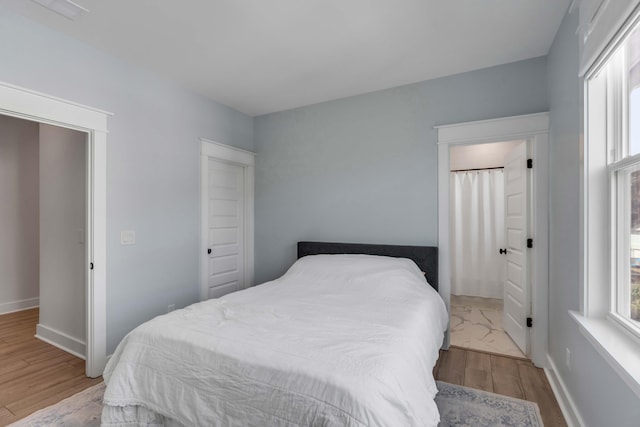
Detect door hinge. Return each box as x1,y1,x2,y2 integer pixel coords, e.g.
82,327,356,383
90,262,94,270
527,238,533,248
526,317,533,328
527,158,533,169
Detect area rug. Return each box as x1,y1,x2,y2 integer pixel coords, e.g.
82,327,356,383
11,381,543,426
8,383,104,427
435,381,544,426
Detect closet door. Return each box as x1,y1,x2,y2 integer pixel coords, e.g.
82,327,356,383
204,158,245,299
503,141,530,355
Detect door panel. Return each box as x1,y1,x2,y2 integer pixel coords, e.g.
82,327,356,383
209,228,238,245
209,255,239,275
209,215,239,228
209,199,238,216
209,282,239,299
205,159,244,298
503,141,530,355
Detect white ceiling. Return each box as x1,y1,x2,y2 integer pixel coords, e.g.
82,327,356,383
4,0,571,116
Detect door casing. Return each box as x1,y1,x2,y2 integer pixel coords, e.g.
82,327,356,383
436,112,549,367
0,81,111,378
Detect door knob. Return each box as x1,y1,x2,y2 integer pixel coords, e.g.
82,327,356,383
207,248,212,254
499,248,507,254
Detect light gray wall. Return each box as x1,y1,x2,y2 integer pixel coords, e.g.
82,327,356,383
0,7,254,354
0,116,39,314
547,9,640,426
39,124,86,347
254,57,548,284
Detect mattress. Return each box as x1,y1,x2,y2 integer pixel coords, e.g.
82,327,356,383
102,254,448,426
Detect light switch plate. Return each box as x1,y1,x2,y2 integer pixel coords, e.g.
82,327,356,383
120,230,135,245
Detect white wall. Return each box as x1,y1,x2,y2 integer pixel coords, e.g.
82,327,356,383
449,140,522,171
0,115,39,314
37,124,86,354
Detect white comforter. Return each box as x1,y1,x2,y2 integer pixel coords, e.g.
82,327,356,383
102,254,448,427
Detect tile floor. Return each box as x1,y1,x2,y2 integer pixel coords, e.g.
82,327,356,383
449,294,526,358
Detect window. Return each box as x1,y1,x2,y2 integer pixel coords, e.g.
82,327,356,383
591,22,640,336
577,0,640,399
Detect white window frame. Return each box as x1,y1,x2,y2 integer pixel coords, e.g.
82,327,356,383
610,158,640,333
574,6,640,399
601,41,640,337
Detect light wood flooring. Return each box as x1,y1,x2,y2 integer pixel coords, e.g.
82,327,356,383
434,346,567,426
1,309,566,426
0,308,101,426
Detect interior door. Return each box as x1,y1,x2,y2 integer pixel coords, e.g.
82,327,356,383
503,141,530,355
205,158,245,299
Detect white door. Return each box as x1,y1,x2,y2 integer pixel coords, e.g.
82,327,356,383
503,141,530,355
204,158,245,299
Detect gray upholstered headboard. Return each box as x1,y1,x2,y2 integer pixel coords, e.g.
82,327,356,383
297,241,438,291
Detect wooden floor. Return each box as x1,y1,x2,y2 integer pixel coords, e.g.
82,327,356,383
0,308,101,426
1,310,566,426
434,346,567,427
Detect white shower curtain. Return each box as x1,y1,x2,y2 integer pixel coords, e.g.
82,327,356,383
451,169,506,299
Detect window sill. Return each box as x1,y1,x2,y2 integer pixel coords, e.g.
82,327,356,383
569,310,640,398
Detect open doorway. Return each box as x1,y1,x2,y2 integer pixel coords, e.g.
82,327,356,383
0,81,109,377
436,112,549,368
0,116,87,354
0,114,100,422
448,140,528,358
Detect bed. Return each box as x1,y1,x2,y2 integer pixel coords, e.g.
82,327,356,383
102,242,448,426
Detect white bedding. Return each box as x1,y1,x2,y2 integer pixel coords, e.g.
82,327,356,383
102,254,448,427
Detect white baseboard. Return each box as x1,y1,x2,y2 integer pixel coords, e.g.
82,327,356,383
35,323,85,359
545,354,585,427
0,297,39,315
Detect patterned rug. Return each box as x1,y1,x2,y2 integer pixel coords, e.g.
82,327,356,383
9,382,105,426
10,381,543,426
435,381,543,427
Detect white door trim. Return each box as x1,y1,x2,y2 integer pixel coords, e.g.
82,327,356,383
200,138,255,301
436,112,549,367
0,81,111,378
